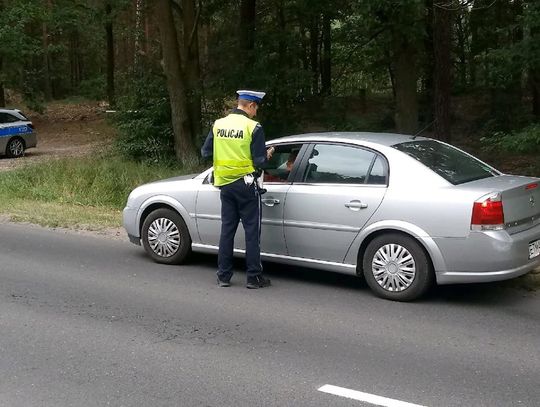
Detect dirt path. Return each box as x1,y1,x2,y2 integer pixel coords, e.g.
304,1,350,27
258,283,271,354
0,102,114,171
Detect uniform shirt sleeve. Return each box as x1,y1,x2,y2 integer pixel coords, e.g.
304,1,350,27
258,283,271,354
250,124,268,169
201,127,214,159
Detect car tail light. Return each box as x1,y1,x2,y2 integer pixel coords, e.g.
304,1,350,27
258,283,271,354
28,122,34,130
471,193,505,231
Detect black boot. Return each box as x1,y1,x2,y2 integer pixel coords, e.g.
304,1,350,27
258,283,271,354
246,275,271,289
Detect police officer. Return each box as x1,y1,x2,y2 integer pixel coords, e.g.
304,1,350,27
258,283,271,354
201,90,274,289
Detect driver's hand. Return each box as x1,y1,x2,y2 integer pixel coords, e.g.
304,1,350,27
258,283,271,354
266,146,275,160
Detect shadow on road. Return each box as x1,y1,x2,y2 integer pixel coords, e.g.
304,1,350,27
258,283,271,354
185,252,537,305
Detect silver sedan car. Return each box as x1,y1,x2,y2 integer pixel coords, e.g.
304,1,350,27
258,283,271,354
123,133,540,301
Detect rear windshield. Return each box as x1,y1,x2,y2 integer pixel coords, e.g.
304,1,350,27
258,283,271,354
17,111,29,120
392,139,499,185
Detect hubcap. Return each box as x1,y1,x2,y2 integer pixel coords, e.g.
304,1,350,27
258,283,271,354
372,243,416,292
9,140,24,156
147,218,180,257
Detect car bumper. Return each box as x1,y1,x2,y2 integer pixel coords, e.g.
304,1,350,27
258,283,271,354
434,223,540,284
24,132,37,149
123,206,140,244
436,262,538,284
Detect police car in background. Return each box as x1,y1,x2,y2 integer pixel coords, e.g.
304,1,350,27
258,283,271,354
0,108,37,158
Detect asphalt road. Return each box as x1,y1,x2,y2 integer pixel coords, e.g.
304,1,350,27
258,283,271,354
1,223,539,407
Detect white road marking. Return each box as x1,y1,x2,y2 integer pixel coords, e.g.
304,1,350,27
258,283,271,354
318,384,427,407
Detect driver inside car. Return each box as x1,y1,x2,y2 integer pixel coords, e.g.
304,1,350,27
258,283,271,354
264,150,299,182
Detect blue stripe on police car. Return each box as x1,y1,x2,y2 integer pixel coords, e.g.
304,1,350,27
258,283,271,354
0,125,33,138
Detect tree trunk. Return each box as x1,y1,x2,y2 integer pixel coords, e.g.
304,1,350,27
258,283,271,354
182,0,202,140
240,0,256,68
0,0,4,107
423,0,434,122
0,55,5,107
510,0,523,103
456,9,467,89
155,0,197,166
200,22,209,70
388,63,396,100
134,0,144,71
532,69,540,117
490,0,522,126
532,23,540,117
42,0,53,100
433,2,453,142
299,24,310,96
300,24,309,71
105,1,115,107
309,14,319,95
321,12,331,95
469,13,478,87
393,38,418,134
276,0,287,108
70,31,82,89
144,6,150,56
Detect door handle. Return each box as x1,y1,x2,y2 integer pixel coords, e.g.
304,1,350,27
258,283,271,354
345,200,368,210
262,198,280,207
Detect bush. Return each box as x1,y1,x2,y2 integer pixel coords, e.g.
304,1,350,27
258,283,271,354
78,76,106,100
484,124,540,154
113,73,176,163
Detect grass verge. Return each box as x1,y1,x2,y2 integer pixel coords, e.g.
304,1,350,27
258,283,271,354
0,154,200,230
0,200,122,230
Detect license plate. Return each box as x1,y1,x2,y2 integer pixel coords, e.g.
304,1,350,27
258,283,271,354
529,239,540,260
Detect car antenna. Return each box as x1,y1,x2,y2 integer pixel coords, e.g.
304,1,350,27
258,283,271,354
412,120,435,139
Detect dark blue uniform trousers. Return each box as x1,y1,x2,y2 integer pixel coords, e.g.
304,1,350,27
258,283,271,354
217,177,263,281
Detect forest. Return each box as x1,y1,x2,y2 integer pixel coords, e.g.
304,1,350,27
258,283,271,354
1,0,539,169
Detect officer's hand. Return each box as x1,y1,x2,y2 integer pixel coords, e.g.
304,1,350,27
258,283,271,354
266,147,275,160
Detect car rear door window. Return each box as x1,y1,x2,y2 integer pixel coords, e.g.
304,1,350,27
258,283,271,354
304,144,378,184
392,139,498,185
366,156,387,185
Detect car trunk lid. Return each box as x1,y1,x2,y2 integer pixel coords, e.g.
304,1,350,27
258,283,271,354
463,175,540,233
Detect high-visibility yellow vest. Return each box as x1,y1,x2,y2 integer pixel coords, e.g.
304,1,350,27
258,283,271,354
213,113,258,186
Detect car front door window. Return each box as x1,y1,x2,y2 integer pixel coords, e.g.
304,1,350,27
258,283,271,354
0,113,18,124
264,144,303,183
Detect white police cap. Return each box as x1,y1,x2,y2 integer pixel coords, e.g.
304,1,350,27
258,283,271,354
236,90,266,103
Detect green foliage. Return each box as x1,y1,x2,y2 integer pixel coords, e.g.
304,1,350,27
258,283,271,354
78,76,106,100
0,153,185,210
485,124,540,154
1,0,538,160
113,73,176,164
0,0,45,108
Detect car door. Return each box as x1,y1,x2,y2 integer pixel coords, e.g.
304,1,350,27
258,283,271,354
257,142,308,256
194,165,291,256
0,113,10,152
283,143,388,263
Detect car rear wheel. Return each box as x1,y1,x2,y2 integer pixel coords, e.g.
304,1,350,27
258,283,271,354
363,233,433,301
6,137,25,158
141,208,191,265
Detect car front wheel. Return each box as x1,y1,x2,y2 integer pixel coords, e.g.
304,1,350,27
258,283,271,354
363,233,433,301
141,208,191,265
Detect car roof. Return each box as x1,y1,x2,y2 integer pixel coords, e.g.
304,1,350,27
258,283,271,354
0,108,24,115
269,132,429,147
